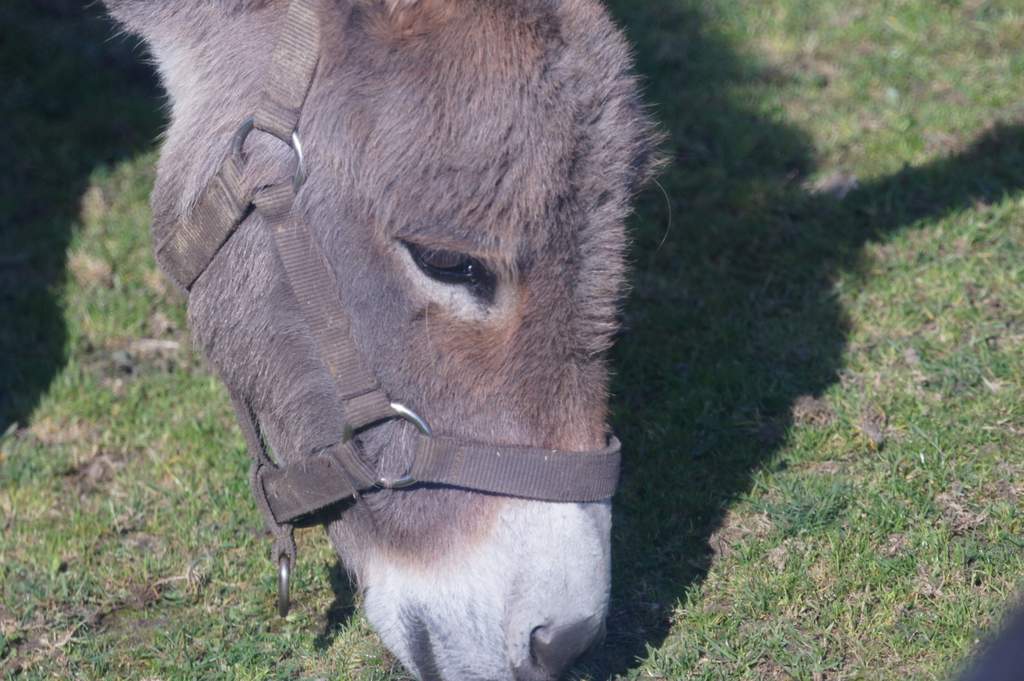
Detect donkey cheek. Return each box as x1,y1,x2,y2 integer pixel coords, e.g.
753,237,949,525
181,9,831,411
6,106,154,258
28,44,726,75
418,309,522,389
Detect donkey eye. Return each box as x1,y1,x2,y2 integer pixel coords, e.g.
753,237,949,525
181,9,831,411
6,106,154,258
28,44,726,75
403,241,496,302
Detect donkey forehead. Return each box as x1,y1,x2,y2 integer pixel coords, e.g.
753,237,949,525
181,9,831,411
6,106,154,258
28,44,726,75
313,1,605,255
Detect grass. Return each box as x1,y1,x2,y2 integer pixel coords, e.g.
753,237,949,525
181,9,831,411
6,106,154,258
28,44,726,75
2,0,1022,679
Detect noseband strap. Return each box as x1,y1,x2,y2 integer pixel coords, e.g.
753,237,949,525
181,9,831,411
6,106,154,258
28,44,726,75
259,433,623,525
153,0,621,615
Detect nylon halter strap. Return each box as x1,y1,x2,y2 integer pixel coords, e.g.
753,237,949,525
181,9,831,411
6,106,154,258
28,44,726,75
153,0,621,616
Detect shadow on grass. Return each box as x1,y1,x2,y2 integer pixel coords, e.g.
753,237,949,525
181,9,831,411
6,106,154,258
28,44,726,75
585,0,1024,677
314,560,357,651
0,2,162,429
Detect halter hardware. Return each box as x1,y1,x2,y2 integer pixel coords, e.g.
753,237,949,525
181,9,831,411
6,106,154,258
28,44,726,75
232,116,307,190
277,554,291,618
375,402,431,489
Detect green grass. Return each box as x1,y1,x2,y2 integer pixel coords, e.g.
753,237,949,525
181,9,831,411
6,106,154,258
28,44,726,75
2,0,1022,679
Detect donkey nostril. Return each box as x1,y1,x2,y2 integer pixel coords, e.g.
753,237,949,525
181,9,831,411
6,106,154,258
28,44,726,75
518,617,602,680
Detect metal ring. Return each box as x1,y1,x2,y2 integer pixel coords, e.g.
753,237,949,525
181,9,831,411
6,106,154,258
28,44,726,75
231,116,306,191
375,402,431,489
290,130,306,189
389,401,432,436
230,116,255,160
338,401,431,445
377,473,417,490
277,554,290,618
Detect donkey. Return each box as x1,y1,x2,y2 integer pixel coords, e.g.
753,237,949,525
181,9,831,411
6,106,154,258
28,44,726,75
105,0,659,678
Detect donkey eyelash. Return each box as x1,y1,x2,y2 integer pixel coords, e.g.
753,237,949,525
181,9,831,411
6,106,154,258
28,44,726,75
402,240,497,304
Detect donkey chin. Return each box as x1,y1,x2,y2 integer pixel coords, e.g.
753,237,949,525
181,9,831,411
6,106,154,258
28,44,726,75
332,498,611,680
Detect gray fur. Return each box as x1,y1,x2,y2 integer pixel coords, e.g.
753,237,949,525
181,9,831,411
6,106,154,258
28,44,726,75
106,0,659,677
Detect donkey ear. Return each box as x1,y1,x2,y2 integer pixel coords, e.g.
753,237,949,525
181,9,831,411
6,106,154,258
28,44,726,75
102,0,273,39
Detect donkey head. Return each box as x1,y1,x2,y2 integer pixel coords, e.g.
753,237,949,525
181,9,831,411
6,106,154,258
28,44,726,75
107,0,659,677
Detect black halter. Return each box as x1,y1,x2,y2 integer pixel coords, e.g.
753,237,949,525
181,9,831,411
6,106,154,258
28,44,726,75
154,0,621,616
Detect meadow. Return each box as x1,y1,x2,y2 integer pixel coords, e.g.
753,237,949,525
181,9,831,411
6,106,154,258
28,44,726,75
1,1,1022,679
